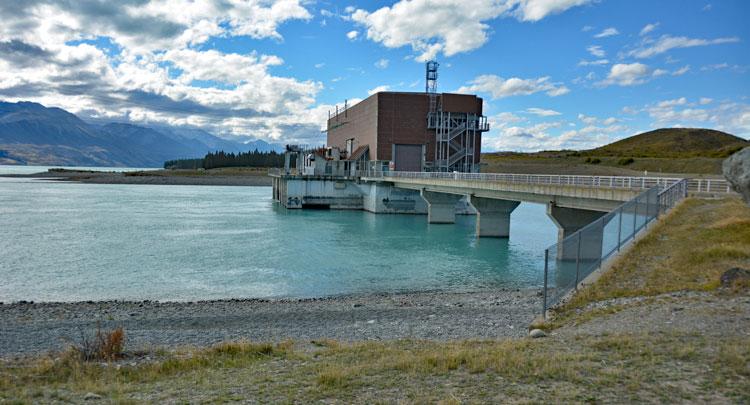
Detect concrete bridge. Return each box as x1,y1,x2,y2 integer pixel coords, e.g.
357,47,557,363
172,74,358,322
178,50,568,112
269,169,713,247
360,171,683,239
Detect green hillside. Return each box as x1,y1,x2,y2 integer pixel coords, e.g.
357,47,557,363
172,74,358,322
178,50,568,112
588,128,748,158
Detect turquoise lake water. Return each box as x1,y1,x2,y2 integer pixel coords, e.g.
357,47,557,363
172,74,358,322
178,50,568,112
0,177,558,302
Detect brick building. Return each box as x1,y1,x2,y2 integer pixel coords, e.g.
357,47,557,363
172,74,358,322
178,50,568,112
326,91,489,172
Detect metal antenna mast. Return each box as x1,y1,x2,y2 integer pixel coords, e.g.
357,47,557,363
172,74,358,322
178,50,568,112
425,60,439,94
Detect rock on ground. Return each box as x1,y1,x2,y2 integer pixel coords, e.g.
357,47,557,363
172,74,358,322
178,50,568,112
723,146,750,203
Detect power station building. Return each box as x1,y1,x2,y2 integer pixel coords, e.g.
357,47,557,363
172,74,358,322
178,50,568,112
325,91,488,173
273,63,490,210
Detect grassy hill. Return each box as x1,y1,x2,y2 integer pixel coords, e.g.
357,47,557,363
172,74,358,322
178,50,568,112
481,128,748,176
587,128,749,158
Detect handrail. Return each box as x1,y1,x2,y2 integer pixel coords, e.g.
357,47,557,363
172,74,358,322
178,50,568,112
361,170,684,190
275,168,735,194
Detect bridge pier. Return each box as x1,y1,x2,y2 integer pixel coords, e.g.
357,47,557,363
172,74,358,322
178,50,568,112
469,196,520,238
546,204,606,260
421,190,464,223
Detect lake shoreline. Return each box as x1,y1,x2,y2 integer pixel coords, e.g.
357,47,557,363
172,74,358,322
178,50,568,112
0,288,541,356
0,168,273,186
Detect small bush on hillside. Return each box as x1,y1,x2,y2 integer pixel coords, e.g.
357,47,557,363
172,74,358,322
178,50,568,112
584,157,601,164
617,157,635,166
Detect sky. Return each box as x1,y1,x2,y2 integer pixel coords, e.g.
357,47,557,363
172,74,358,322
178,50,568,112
0,0,748,151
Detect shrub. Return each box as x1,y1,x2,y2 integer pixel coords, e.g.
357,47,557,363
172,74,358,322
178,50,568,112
72,325,125,361
617,157,635,166
585,157,601,164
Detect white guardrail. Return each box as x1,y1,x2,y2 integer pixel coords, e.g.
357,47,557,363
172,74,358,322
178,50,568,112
273,168,735,194
361,170,685,190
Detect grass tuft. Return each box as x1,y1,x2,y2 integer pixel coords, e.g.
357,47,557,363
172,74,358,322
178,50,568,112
70,326,125,362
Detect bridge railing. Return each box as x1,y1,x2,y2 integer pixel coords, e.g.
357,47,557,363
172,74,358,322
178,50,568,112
361,170,683,190
687,178,733,193
541,179,689,318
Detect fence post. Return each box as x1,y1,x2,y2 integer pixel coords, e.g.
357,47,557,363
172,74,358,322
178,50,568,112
596,219,604,268
575,231,582,290
543,249,549,319
632,197,638,238
617,206,623,250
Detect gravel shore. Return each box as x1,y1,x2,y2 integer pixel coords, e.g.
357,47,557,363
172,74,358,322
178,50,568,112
1,169,272,186
0,289,541,357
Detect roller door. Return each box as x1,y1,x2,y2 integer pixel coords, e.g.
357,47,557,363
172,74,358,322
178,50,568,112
393,144,423,171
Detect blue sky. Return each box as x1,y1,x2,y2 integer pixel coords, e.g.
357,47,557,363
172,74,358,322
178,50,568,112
0,0,747,150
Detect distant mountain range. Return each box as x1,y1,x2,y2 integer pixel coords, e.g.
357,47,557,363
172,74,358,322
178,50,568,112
0,101,284,167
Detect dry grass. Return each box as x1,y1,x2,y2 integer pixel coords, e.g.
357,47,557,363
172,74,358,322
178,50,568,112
562,197,750,311
1,334,748,403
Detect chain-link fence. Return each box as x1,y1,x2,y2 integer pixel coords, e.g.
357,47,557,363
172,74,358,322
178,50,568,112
542,179,688,317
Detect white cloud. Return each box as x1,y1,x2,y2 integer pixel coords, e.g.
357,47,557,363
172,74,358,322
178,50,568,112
581,25,594,32
701,63,748,73
483,120,627,152
490,111,525,126
0,0,311,53
346,30,359,40
578,59,609,66
0,1,352,145
648,99,708,123
600,63,651,86
637,98,750,138
598,63,690,86
367,85,390,95
657,98,688,108
672,65,690,76
594,27,619,38
162,49,283,86
639,23,659,36
525,108,561,116
315,63,325,69
374,58,389,69
457,74,569,99
628,35,740,58
578,114,597,125
351,0,592,61
587,45,606,58
509,0,594,21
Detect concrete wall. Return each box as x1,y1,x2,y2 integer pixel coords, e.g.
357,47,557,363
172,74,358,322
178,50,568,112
357,181,428,214
282,178,364,209
274,176,428,214
326,95,378,160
